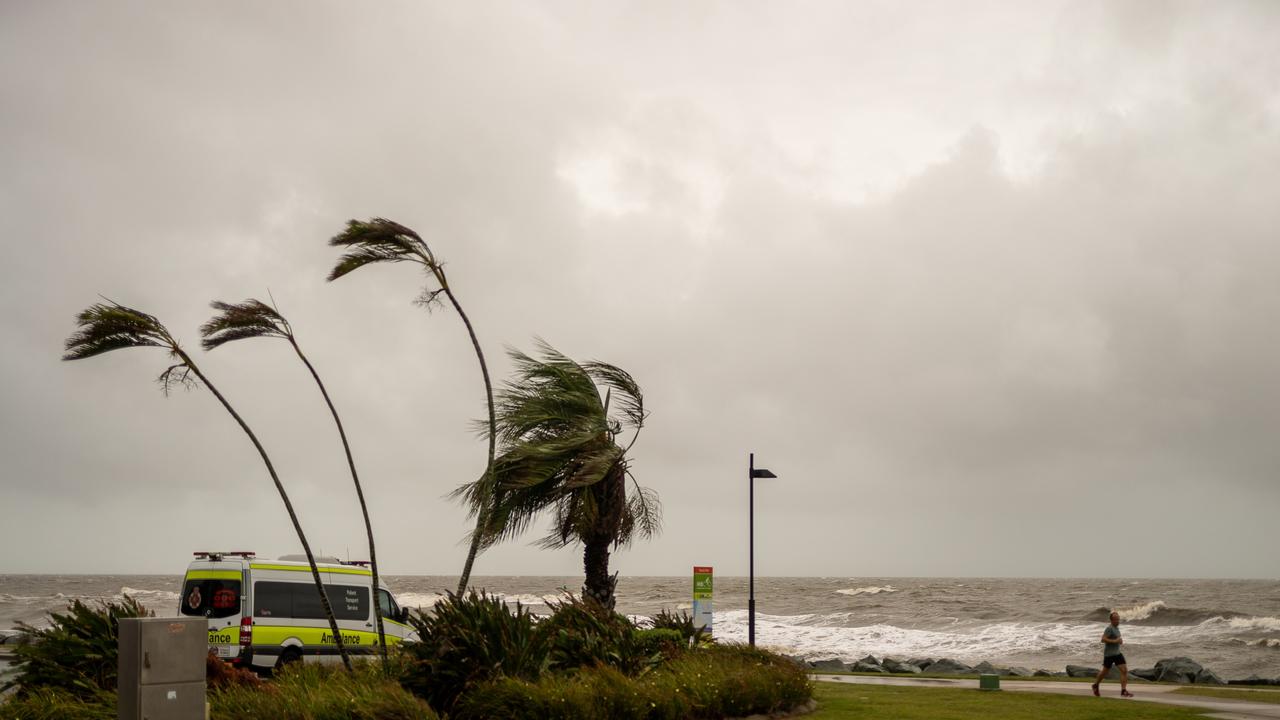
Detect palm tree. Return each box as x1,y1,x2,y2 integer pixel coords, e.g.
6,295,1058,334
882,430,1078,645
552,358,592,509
455,341,660,609
199,297,390,670
327,218,496,595
62,301,353,671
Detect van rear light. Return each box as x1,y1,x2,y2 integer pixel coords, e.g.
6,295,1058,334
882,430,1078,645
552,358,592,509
239,617,252,648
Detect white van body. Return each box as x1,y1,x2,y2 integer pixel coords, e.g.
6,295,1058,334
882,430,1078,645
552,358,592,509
179,551,417,670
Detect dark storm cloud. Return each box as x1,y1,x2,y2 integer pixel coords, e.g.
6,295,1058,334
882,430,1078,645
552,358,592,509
2,1,1278,578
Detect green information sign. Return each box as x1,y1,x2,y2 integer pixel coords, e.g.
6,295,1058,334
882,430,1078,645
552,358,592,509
692,566,713,634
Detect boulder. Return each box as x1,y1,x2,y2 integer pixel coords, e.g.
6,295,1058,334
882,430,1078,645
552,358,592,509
1033,669,1055,677
882,658,922,674
907,657,935,671
852,660,887,673
808,658,848,672
857,655,880,667
971,661,997,675
1153,657,1203,684
926,658,973,675
1005,667,1034,678
1194,668,1225,686
1129,667,1158,681
1066,665,1099,678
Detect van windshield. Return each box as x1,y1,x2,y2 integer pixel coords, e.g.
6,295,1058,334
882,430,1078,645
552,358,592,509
180,578,242,619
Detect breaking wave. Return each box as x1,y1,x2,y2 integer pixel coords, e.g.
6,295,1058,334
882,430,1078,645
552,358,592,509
1084,601,1245,626
836,586,897,597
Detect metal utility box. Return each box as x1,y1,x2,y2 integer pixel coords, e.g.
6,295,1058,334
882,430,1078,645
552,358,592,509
979,673,1001,691
118,617,206,720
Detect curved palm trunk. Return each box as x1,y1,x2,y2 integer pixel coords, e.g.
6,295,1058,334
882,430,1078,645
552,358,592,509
287,340,388,671
582,537,617,609
439,284,497,596
180,352,352,671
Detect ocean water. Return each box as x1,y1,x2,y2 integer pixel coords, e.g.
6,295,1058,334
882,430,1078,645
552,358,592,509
2,575,1278,679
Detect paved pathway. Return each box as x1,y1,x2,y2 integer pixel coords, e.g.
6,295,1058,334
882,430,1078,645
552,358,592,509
812,674,1280,720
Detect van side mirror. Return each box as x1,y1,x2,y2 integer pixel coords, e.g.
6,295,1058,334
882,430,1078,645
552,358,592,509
398,608,410,624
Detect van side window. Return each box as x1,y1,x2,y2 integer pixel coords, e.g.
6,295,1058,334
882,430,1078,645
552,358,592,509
253,581,369,621
377,589,401,619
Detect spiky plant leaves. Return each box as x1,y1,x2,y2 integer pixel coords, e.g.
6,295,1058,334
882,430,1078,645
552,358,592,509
4,597,152,699
199,299,290,350
401,591,547,714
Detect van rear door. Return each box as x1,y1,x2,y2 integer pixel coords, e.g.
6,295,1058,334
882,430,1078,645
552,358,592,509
180,568,244,658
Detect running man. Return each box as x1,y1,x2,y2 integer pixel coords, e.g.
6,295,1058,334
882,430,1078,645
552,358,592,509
1092,611,1133,697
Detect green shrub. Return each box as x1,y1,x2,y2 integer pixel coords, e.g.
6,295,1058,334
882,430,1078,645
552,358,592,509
400,590,547,713
634,628,687,660
452,664,683,720
0,688,115,720
540,594,660,676
658,643,812,717
2,596,151,699
210,661,436,720
452,643,812,720
649,608,709,645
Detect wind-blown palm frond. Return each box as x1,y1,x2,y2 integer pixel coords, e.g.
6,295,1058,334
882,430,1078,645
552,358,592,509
63,301,193,394
454,342,660,608
327,218,432,281
199,299,290,350
63,302,175,361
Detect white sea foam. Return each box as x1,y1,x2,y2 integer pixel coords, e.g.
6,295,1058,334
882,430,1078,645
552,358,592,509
1227,616,1280,633
120,587,180,602
397,593,446,609
699,609,1257,664
496,593,557,606
836,586,897,597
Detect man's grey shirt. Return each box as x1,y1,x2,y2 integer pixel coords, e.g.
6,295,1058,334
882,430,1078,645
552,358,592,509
1103,624,1122,656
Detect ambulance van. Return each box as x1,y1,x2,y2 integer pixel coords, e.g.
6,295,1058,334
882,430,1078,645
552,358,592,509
179,551,418,670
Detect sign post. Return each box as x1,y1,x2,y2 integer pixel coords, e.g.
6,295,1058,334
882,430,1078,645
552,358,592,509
692,566,713,636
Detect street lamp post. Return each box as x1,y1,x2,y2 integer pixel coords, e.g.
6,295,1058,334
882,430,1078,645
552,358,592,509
748,452,776,647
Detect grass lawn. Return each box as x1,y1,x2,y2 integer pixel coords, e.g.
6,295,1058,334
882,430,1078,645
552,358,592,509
1172,686,1280,704
811,682,1209,719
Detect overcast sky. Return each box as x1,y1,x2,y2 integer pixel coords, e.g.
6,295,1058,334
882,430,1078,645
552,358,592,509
3,1,1279,579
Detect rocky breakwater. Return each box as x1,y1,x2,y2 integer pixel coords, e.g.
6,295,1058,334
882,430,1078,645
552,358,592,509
800,654,1280,686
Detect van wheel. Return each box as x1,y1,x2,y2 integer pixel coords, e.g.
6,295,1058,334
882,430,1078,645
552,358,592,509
275,648,302,672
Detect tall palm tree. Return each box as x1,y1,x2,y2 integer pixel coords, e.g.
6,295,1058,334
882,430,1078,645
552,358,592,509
199,298,390,670
455,341,660,609
327,218,496,595
62,301,353,670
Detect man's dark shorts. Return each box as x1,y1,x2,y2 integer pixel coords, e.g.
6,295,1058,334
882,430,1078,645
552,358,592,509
1103,654,1127,669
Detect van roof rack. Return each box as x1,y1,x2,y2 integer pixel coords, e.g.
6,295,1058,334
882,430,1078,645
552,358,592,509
342,560,371,567
193,551,256,561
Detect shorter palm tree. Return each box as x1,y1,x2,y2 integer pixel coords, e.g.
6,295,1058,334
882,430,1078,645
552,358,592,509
200,297,389,670
63,300,353,670
455,341,660,609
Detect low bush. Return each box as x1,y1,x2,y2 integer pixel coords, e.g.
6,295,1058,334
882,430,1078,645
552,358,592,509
452,643,812,720
400,590,546,713
209,661,436,720
2,596,151,699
